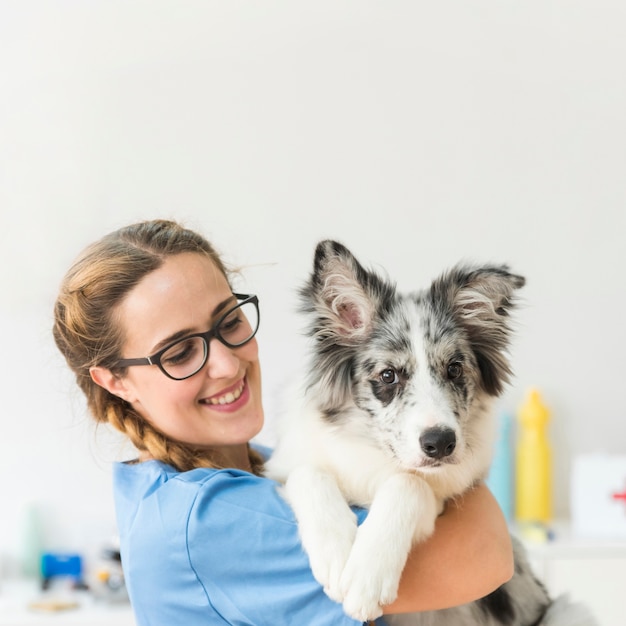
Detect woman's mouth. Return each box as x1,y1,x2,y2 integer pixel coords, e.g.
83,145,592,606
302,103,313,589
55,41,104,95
200,379,246,406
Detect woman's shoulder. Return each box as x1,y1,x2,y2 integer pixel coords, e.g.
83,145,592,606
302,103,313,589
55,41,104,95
112,455,290,523
113,457,269,497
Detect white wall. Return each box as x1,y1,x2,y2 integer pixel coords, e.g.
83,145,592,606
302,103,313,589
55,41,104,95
2,1,625,573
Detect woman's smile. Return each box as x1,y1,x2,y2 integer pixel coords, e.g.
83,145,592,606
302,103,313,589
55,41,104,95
200,378,248,409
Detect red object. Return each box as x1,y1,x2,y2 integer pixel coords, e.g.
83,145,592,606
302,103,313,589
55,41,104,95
612,490,626,503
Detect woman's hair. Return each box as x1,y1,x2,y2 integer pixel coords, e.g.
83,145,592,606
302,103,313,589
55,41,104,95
53,219,263,474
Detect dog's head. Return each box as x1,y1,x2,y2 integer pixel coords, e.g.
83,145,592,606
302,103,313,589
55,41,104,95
299,239,525,473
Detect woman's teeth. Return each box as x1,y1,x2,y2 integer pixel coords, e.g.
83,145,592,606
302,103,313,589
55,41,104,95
206,382,244,405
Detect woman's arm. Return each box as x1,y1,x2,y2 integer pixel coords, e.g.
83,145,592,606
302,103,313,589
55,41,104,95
383,482,514,614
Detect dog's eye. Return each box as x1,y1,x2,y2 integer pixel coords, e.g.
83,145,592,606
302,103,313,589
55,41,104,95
380,368,398,385
447,362,463,380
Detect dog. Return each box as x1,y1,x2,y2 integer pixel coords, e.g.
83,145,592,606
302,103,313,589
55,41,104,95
264,240,597,625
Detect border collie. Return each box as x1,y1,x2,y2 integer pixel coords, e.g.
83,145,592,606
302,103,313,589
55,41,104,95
264,240,597,625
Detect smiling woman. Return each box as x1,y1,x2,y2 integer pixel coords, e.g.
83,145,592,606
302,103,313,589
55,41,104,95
87,252,265,466
52,219,513,626
53,220,266,473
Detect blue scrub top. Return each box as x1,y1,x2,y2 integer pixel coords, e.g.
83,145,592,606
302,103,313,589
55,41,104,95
113,452,387,625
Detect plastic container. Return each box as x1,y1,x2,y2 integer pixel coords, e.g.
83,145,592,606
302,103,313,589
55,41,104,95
515,388,552,523
487,412,513,520
19,503,44,578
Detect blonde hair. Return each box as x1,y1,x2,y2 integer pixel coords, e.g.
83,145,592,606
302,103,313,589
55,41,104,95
53,219,263,474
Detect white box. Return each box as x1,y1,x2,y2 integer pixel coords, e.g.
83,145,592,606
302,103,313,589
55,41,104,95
571,453,626,540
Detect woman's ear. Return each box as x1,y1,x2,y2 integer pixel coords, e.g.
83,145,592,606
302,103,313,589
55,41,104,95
90,366,136,403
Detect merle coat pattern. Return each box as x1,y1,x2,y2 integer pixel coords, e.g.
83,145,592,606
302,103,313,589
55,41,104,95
264,240,597,626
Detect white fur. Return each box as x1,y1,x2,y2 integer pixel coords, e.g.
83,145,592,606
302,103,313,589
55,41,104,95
265,376,497,621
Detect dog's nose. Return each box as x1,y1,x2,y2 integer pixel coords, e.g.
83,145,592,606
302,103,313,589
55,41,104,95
420,427,457,459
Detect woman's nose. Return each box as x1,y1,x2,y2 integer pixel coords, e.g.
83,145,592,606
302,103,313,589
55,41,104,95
205,338,240,379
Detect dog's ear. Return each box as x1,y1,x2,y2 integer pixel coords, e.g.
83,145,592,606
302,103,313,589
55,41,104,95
299,240,397,410
431,264,526,396
300,240,396,344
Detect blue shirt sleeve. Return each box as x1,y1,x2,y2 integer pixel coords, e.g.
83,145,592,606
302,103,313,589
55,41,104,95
185,469,367,625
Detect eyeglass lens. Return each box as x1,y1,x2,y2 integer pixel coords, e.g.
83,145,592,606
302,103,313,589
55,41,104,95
159,300,259,379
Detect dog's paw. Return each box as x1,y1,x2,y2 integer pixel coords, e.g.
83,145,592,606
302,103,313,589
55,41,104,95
309,545,352,602
305,521,356,602
283,465,359,601
339,572,390,622
338,555,400,621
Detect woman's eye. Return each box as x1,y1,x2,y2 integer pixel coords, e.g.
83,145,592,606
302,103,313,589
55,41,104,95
163,340,197,365
380,368,398,385
447,362,463,380
220,311,243,334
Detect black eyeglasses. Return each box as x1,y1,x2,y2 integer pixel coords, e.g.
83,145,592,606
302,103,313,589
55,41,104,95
115,294,260,380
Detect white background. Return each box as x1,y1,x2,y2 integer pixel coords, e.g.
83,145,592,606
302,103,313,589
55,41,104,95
1,1,625,574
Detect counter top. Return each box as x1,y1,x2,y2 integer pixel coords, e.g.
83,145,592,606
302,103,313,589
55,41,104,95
0,579,136,625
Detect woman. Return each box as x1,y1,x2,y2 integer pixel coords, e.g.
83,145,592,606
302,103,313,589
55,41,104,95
53,219,513,625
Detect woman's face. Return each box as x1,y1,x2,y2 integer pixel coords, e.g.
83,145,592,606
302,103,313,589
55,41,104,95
106,252,264,460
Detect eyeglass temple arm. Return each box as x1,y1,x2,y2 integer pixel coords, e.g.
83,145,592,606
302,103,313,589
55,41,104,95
116,357,153,367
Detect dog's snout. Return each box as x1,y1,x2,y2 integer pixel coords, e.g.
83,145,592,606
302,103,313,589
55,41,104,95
420,427,457,460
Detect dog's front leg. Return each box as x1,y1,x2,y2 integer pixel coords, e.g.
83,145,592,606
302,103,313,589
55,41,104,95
283,465,358,602
339,473,439,621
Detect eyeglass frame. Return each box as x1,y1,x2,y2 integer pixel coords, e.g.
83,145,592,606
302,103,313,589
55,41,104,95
114,293,260,381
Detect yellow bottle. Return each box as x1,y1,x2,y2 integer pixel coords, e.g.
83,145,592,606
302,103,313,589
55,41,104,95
515,388,552,523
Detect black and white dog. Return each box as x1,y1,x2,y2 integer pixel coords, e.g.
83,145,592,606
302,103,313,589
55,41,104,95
265,240,596,625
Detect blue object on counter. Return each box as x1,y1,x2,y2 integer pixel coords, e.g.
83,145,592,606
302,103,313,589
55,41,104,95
40,553,87,590
487,412,513,520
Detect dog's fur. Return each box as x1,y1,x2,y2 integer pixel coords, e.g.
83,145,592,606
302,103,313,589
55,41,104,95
264,240,597,625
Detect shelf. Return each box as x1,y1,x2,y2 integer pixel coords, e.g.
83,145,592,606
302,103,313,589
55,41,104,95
513,519,626,559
